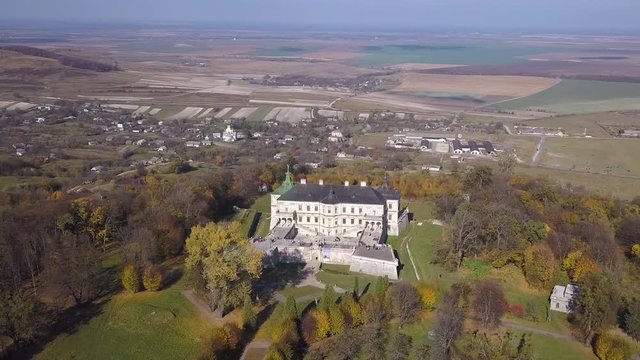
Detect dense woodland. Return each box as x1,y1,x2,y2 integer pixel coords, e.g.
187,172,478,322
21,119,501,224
1,159,640,359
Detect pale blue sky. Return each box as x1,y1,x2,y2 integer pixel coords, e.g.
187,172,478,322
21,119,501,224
2,0,639,33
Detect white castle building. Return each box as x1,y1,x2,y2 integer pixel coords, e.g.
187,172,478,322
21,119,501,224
254,169,409,279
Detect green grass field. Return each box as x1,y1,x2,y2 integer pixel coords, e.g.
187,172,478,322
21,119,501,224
35,278,214,360
278,285,323,300
541,138,640,178
494,79,640,114
315,264,379,292
353,42,561,66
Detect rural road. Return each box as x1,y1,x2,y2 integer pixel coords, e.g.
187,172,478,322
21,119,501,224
532,136,547,165
501,319,575,342
240,340,272,360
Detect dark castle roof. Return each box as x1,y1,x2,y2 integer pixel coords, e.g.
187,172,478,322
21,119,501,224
278,183,399,205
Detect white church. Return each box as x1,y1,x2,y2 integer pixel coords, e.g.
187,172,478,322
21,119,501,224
254,169,409,279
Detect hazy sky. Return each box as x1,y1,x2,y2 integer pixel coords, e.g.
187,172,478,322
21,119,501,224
2,0,639,33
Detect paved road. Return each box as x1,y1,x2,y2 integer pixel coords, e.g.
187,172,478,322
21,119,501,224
532,136,547,165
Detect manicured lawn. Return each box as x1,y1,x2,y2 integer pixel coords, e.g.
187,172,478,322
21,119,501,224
315,264,379,292
35,290,214,360
526,333,596,360
279,285,323,300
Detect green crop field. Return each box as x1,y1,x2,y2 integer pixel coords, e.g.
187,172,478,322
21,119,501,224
353,42,561,66
245,47,310,57
516,111,640,138
540,138,640,178
35,279,214,360
494,80,640,114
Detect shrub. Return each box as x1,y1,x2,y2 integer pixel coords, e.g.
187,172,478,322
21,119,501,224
142,266,163,291
416,283,437,310
594,334,627,360
121,264,140,293
509,304,525,318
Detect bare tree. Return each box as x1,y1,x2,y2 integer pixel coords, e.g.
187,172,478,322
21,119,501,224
434,290,466,360
472,280,507,329
448,203,482,269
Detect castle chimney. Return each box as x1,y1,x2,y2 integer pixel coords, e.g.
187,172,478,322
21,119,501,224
319,179,324,185
344,180,349,186
360,181,367,187
300,179,307,185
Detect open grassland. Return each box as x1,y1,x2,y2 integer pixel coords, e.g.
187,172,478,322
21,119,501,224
516,111,640,137
517,166,640,199
540,138,640,178
393,74,558,98
493,80,640,114
34,253,214,360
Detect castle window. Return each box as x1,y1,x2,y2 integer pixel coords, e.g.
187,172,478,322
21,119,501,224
351,219,354,225
315,217,318,223
359,219,362,225
351,207,354,214
389,203,393,209
342,207,346,213
298,216,302,222
359,207,362,214
298,205,302,211
342,218,346,224
307,205,310,211
307,216,310,223
315,206,318,211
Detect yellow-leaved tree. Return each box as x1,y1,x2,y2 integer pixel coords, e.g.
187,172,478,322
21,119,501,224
185,222,262,312
562,250,599,283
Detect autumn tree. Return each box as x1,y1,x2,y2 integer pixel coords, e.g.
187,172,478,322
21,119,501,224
562,250,599,283
623,300,640,340
434,288,466,360
284,295,298,321
472,280,507,329
389,282,421,326
522,244,556,289
594,334,626,360
447,203,482,269
386,330,412,360
185,222,262,312
142,266,162,291
416,283,437,310
0,290,45,343
122,264,140,293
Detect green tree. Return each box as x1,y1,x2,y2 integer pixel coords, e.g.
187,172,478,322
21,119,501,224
329,308,345,336
318,286,338,312
574,274,619,344
142,266,163,291
623,300,640,341
242,294,257,329
284,295,298,321
456,331,533,360
122,264,140,293
185,222,262,311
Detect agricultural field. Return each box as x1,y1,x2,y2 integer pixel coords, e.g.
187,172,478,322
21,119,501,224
540,137,640,178
392,73,558,99
263,107,310,123
230,107,258,119
352,42,563,67
515,111,640,137
244,46,311,57
493,80,640,114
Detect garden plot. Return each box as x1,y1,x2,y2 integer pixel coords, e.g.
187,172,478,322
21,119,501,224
263,107,310,123
198,108,214,118
133,106,151,116
318,110,344,120
230,107,258,119
103,104,140,111
6,102,36,111
215,107,233,118
168,107,204,120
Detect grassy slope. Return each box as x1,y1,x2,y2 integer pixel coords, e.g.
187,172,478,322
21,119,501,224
35,270,214,360
315,264,379,291
494,79,640,114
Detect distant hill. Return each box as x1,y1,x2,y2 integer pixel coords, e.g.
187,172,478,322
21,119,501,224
0,45,118,72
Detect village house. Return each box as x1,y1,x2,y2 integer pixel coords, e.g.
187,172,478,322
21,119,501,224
550,284,580,313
